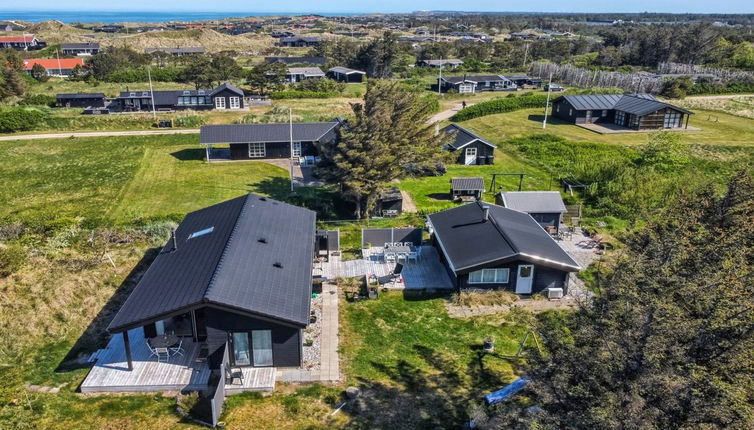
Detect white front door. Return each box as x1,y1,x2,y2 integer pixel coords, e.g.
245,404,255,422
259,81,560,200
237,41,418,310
516,264,534,294
465,147,477,165
214,97,226,109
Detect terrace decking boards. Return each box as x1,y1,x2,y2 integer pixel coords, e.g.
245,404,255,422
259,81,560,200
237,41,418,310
81,328,210,393
225,367,276,394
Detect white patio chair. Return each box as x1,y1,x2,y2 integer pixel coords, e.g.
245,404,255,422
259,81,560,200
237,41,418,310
385,253,396,263
407,252,418,263
397,253,408,263
155,347,170,362
170,338,185,357
146,342,159,360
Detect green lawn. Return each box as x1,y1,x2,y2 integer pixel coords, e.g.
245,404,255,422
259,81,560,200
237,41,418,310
27,78,193,98
339,291,527,428
455,108,754,148
0,134,291,225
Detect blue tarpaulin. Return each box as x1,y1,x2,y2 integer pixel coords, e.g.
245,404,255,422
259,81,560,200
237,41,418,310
484,378,528,405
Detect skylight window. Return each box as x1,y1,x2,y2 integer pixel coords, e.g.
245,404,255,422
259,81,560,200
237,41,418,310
188,226,214,239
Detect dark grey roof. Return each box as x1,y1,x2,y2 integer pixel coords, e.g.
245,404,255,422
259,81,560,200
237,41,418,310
287,67,325,77
61,42,100,49
209,82,243,96
265,56,328,65
280,36,322,43
442,75,509,84
200,120,341,145
328,66,366,75
499,191,566,214
428,202,580,272
451,177,485,191
441,124,497,150
117,89,210,106
420,59,463,66
108,194,316,332
56,93,105,99
556,93,693,116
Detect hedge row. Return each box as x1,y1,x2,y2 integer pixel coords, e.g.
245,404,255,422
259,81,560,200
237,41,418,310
686,82,754,96
0,108,46,132
450,94,549,122
269,91,335,99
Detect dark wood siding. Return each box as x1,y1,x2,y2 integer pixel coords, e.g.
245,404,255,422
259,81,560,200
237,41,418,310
455,260,569,294
453,140,495,165
58,97,105,108
552,99,578,123
211,88,244,109
204,307,301,369
229,141,317,160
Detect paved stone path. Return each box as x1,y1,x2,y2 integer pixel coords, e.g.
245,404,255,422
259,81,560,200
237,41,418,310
278,282,340,383
427,102,474,124
0,128,200,141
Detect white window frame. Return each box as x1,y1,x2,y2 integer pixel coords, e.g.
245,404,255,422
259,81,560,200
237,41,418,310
229,96,240,109
248,142,266,158
468,268,510,284
292,141,302,157
214,96,226,109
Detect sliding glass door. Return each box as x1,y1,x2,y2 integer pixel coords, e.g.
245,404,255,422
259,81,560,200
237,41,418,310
231,330,273,366
252,330,273,367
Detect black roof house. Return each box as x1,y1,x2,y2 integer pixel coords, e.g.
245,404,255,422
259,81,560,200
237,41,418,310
265,56,328,65
115,82,244,112
552,93,694,131
451,177,485,201
108,194,316,371
56,92,107,108
438,75,516,93
200,119,343,161
496,191,567,233
441,124,497,165
428,202,580,294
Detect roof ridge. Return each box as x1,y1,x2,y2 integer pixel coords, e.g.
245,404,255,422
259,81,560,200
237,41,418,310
204,194,251,300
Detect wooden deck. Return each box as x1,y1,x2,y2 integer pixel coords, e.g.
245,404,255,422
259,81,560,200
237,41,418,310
225,367,276,394
316,246,454,290
80,328,211,393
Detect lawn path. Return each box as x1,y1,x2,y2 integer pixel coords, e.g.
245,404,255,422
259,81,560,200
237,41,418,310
427,102,474,123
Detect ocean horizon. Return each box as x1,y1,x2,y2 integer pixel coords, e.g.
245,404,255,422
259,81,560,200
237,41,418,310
0,10,369,24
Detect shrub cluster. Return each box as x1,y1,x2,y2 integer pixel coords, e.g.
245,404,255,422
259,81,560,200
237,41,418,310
0,108,46,132
18,93,57,107
450,94,549,121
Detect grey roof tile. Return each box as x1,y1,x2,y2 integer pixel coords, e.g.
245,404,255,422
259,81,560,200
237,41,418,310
499,191,566,214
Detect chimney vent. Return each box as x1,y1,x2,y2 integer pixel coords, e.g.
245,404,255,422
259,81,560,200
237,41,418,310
482,205,490,221
258,237,267,243
273,262,283,268
171,228,178,251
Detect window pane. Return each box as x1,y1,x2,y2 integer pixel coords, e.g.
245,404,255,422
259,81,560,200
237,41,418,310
252,330,273,366
469,270,483,283
232,332,251,366
482,269,495,283
496,269,509,283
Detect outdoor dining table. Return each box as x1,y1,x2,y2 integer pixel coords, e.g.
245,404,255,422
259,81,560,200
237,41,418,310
149,333,179,349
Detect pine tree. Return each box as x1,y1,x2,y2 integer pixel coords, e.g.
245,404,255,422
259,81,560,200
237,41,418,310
496,172,754,430
317,79,450,219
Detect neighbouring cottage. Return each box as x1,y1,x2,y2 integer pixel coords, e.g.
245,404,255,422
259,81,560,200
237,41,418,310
551,93,694,130
0,34,42,50
496,191,567,234
507,75,543,89
326,67,366,83
114,82,244,112
199,119,343,161
427,202,580,294
278,36,323,47
438,75,516,94
61,42,100,56
22,58,84,77
440,124,497,165
56,93,106,108
417,59,463,69
286,67,325,83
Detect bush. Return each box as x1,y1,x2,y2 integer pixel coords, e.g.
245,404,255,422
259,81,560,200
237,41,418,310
270,91,334,99
0,108,46,132
450,94,549,121
105,66,183,83
0,244,27,277
18,93,57,107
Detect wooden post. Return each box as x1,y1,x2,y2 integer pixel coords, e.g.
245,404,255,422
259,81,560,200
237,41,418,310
123,331,133,371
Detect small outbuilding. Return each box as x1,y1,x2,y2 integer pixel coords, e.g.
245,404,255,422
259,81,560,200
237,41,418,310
372,188,403,217
326,67,366,83
451,177,485,202
441,124,497,165
496,191,567,234
286,67,325,83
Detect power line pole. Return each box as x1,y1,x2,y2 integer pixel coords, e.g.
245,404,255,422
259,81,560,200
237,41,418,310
289,108,295,192
438,59,443,97
55,48,62,77
543,72,553,129
147,67,156,120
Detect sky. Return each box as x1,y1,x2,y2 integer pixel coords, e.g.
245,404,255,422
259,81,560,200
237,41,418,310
0,0,751,14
